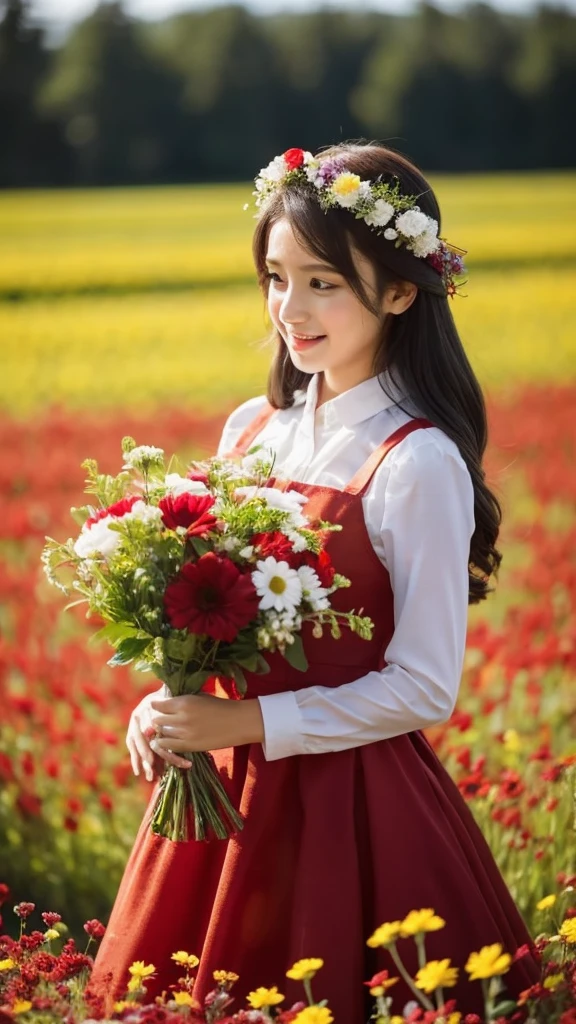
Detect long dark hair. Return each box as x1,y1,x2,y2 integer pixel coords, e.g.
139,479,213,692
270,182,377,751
251,141,502,604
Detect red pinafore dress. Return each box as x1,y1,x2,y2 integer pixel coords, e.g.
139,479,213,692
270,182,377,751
91,406,540,1020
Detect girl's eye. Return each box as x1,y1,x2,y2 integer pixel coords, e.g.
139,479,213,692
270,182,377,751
264,272,335,292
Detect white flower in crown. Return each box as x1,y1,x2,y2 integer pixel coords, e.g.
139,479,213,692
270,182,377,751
411,225,441,258
364,199,395,228
395,208,431,239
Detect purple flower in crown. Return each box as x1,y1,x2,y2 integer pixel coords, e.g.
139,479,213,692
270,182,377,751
316,157,348,185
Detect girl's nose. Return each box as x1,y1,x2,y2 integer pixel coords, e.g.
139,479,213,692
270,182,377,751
279,286,309,325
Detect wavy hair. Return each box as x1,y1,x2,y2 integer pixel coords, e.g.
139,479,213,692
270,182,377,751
251,141,502,604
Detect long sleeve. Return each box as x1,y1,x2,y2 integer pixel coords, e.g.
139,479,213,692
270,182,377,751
257,440,475,760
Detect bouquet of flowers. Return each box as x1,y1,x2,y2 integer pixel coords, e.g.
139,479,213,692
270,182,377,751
42,439,373,843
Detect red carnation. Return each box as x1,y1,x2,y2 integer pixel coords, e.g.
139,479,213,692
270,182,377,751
14,902,35,919
251,530,296,564
86,495,139,527
158,493,217,536
84,919,106,940
41,912,61,927
283,148,305,170
164,552,260,642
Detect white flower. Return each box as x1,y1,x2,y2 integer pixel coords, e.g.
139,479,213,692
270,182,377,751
123,445,164,470
395,208,431,239
239,545,254,559
256,155,287,188
73,516,122,559
297,565,330,610
409,224,440,258
304,157,322,185
364,199,395,228
235,485,309,526
241,446,275,475
252,557,303,613
123,499,163,525
384,228,398,240
164,473,209,497
285,529,308,553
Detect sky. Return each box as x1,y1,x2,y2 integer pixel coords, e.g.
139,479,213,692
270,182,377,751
29,0,576,42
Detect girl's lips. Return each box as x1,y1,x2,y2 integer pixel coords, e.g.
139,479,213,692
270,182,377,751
291,335,326,352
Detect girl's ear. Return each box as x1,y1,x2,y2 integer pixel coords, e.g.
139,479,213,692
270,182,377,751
382,280,418,316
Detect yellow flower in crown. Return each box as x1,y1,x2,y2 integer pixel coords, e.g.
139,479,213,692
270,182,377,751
171,951,199,968
465,943,512,979
213,970,240,983
293,1007,334,1024
12,1001,32,1015
247,985,285,1009
415,958,459,993
400,909,446,936
559,918,576,943
0,959,15,971
536,894,557,911
286,958,324,981
330,173,363,208
367,921,402,947
128,960,156,979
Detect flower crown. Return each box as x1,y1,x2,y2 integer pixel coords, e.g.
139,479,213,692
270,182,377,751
246,147,467,297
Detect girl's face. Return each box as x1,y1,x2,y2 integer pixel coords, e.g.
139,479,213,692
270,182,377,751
265,217,386,397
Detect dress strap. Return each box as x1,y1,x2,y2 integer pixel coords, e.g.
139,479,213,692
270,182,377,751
224,401,277,458
344,418,435,497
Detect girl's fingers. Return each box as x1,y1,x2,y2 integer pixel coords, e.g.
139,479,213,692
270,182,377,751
126,734,141,777
149,735,192,768
129,718,156,781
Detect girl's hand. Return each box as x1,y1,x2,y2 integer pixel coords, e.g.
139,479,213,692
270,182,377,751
148,693,265,761
126,685,193,781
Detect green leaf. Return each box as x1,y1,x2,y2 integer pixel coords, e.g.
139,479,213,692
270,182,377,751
90,622,145,646
108,636,152,667
189,536,211,557
229,664,247,697
283,634,308,672
492,1000,518,1016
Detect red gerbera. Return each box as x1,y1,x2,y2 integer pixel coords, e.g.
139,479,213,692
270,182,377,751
86,495,139,527
251,530,296,564
158,493,217,536
283,147,306,170
164,552,260,642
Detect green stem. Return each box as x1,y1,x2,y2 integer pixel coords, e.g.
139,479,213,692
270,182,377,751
386,943,434,1012
303,978,314,1006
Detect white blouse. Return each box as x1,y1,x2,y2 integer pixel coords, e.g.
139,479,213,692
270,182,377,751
217,370,475,762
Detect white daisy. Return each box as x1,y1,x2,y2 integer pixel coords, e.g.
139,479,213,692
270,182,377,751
251,557,303,613
297,564,330,610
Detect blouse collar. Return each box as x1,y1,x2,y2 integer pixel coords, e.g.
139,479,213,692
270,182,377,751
294,370,409,431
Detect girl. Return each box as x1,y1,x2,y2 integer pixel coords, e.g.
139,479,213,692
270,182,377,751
90,142,541,1020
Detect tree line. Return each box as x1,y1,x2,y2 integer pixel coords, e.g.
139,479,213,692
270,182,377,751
1,0,575,188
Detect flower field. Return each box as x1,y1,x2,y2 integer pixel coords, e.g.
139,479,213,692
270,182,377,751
1,176,575,1020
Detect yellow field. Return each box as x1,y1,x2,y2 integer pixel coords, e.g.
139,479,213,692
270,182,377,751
1,173,575,413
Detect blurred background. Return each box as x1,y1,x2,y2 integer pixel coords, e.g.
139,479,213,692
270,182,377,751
0,0,575,951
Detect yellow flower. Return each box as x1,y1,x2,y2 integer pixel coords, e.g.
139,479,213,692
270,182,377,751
293,1008,334,1024
128,961,156,979
0,958,15,971
127,977,143,993
213,970,239,983
12,1002,32,1015
390,1018,405,1024
330,173,362,207
370,977,399,996
247,985,285,1009
171,951,199,968
113,1002,131,1012
172,991,196,1006
536,894,557,911
367,921,402,948
415,958,459,993
44,929,60,941
559,918,576,943
503,729,522,752
465,944,512,979
542,973,564,991
400,909,446,936
286,958,324,981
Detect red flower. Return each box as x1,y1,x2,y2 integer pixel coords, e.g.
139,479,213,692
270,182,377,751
283,148,306,170
84,919,106,940
164,552,260,642
14,902,35,919
158,493,217,536
295,547,335,588
251,530,295,563
41,912,61,927
0,883,10,906
86,495,139,527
